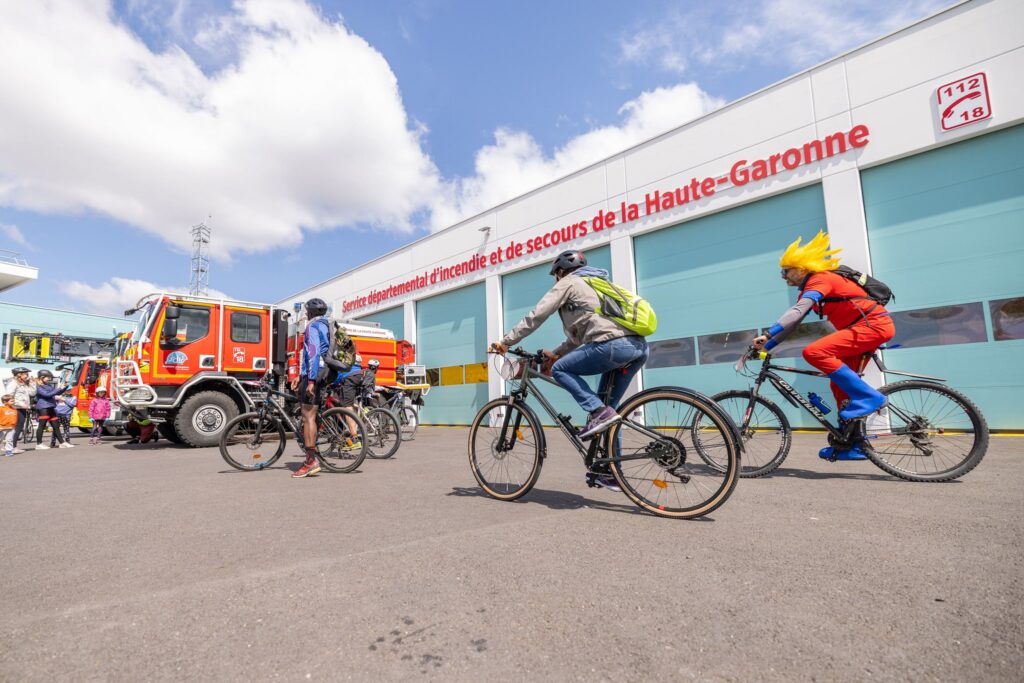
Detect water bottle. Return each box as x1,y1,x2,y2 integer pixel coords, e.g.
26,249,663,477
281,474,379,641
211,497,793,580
808,392,831,414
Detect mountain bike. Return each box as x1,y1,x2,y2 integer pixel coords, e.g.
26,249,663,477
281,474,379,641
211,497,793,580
219,376,367,473
468,348,741,519
324,391,401,460
374,386,419,441
702,346,988,481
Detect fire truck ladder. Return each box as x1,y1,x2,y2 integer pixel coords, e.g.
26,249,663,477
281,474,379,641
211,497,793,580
2,329,115,364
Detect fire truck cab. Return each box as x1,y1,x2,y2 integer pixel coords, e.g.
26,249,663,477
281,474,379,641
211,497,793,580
114,293,291,447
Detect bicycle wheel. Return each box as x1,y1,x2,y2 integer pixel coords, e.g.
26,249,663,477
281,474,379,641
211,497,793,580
365,408,401,459
608,389,739,519
468,398,544,501
317,407,367,473
398,406,418,440
863,380,988,482
219,412,286,471
705,390,791,477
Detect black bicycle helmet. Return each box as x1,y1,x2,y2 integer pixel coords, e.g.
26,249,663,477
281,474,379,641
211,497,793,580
12,367,30,375
549,250,587,276
304,297,328,317
37,369,53,379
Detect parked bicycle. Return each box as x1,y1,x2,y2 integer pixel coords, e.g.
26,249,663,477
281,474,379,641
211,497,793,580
324,391,401,460
219,376,367,472
702,346,988,481
468,348,741,519
374,386,419,441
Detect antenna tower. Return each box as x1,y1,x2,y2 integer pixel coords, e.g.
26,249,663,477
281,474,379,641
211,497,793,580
189,222,211,296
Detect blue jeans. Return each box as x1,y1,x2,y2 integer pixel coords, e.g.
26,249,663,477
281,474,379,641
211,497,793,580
551,336,649,414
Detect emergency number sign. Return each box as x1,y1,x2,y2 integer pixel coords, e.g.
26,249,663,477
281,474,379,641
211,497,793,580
937,72,991,131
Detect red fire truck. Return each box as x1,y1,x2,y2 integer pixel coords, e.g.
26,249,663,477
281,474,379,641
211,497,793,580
113,293,412,447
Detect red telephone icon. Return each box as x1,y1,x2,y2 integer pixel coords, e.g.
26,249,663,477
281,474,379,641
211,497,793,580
941,91,982,121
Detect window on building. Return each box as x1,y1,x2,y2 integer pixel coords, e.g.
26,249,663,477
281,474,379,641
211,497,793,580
646,338,696,369
231,312,262,344
697,330,758,365
765,321,835,359
889,303,987,348
990,297,1024,341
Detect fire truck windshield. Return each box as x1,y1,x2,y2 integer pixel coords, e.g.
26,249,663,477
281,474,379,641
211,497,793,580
131,302,156,343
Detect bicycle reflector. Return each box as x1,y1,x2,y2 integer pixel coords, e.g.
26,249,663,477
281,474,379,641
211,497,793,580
652,479,669,489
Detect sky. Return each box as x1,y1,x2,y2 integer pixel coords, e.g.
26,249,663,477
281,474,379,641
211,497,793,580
0,0,952,316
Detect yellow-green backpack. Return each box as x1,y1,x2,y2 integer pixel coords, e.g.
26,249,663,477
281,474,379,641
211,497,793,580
579,276,658,337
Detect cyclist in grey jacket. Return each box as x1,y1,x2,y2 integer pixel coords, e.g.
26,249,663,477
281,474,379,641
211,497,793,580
492,250,649,444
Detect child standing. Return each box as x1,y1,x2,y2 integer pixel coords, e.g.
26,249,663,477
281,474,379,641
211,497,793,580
1,394,16,456
88,387,112,445
51,395,76,447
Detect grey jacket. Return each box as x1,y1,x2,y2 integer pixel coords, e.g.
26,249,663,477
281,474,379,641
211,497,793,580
501,272,631,357
12,381,36,410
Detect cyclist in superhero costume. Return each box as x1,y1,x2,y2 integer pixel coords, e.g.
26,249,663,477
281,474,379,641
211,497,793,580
753,231,895,461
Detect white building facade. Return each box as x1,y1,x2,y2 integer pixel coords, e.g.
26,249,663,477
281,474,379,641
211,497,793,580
280,0,1024,428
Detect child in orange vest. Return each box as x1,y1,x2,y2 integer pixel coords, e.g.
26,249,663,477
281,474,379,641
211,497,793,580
1,393,17,456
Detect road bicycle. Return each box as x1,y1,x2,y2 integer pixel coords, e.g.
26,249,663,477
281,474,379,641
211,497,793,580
468,348,741,519
218,376,367,473
702,346,988,482
373,386,419,441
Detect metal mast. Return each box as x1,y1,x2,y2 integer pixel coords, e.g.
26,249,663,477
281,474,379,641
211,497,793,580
189,222,211,296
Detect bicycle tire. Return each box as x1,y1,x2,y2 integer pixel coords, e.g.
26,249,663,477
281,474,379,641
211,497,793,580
707,390,792,477
398,406,418,440
864,380,988,482
365,407,401,459
317,407,367,473
468,398,545,501
219,412,287,471
608,388,740,519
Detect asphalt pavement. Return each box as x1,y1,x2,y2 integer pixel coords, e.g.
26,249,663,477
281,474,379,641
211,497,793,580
1,428,1021,681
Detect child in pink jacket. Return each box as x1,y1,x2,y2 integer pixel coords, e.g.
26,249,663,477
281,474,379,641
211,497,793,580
88,387,112,445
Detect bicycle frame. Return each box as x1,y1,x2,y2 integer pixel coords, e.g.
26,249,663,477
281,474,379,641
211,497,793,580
742,351,946,443
498,353,677,471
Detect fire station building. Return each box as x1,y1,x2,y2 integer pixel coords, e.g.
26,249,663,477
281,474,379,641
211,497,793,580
280,0,1024,429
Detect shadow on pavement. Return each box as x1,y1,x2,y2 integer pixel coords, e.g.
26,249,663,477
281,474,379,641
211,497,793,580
449,485,662,517
765,466,959,483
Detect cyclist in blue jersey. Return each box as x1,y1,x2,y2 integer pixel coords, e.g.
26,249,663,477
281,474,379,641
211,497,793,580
290,298,332,478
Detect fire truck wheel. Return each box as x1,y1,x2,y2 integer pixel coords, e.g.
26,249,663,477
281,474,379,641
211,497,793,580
157,422,184,444
174,391,240,447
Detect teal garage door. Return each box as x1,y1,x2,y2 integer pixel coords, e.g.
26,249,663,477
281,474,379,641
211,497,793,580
635,184,831,428
501,246,612,426
355,305,404,340
863,124,1024,430
416,283,488,425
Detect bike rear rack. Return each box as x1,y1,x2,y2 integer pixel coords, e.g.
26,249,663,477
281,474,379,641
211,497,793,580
870,352,945,382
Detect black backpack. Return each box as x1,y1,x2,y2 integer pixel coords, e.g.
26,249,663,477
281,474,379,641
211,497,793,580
816,265,894,326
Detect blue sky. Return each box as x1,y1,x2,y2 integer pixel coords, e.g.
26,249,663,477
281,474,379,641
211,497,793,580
0,0,949,315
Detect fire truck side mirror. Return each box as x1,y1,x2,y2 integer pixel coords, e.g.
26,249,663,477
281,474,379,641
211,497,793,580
165,305,181,320
161,318,178,341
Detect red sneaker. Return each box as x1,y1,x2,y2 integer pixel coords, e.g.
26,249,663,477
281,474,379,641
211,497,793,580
292,457,321,478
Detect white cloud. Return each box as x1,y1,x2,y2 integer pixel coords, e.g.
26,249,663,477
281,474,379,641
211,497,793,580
619,0,951,73
1,223,30,249
61,277,231,316
431,82,724,230
0,0,441,259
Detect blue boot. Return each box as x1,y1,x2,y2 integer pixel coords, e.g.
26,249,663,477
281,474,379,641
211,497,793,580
828,365,886,421
818,444,869,461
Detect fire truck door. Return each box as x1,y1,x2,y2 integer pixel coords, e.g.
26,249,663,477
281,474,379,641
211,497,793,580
154,303,218,377
223,307,269,376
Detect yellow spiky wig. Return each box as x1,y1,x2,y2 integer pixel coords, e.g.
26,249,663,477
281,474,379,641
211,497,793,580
779,231,842,272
